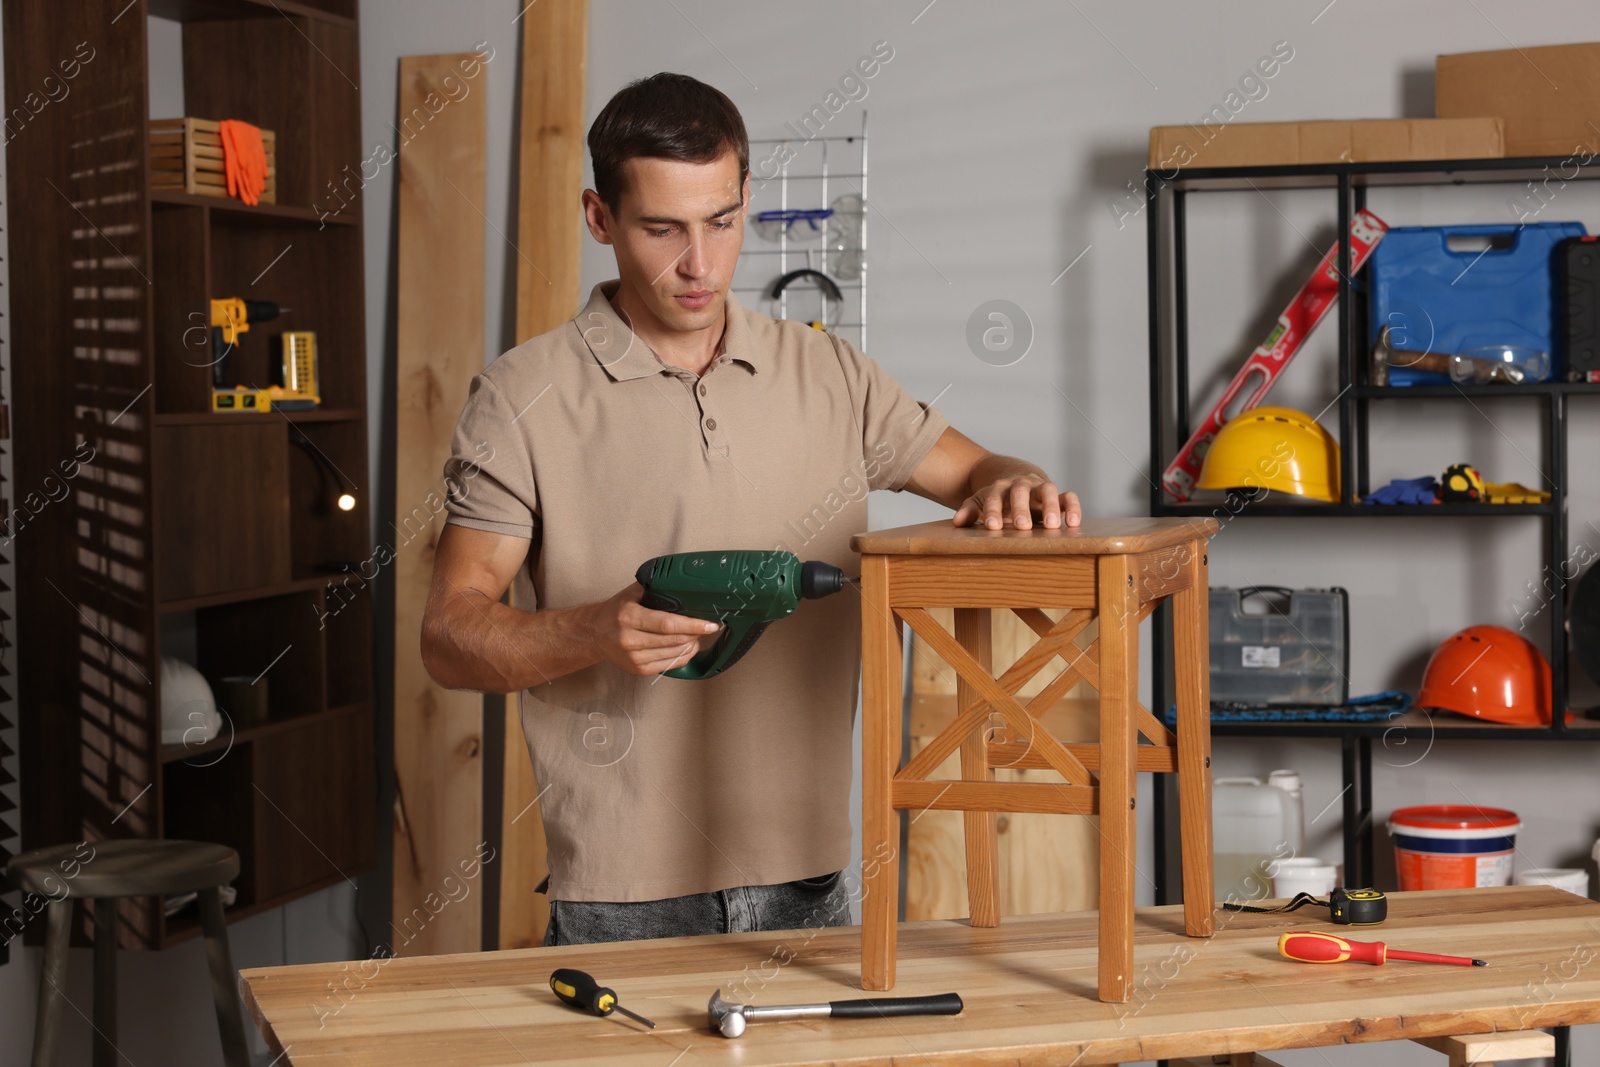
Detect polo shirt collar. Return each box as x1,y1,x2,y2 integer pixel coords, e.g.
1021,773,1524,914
578,281,762,381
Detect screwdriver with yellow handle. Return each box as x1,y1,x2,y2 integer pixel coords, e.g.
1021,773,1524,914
549,968,657,1028
1278,930,1487,967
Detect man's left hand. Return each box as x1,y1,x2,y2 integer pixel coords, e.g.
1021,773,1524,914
953,475,1082,531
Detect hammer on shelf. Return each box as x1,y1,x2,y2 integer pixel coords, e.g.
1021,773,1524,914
706,988,963,1038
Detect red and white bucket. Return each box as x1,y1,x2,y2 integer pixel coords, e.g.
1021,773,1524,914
1387,806,1520,890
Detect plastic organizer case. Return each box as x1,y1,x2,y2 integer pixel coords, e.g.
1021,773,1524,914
1210,586,1348,706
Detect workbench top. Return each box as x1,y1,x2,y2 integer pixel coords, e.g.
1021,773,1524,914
241,887,1600,1066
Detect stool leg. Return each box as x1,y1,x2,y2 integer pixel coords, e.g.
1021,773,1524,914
1097,554,1138,1003
92,898,117,1067
955,607,1000,928
198,888,252,1067
1174,539,1216,937
859,554,900,991
32,897,72,1067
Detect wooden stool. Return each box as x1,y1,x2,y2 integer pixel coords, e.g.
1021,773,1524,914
853,517,1219,1002
7,839,250,1067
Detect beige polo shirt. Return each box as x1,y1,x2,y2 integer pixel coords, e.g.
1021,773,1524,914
443,281,947,902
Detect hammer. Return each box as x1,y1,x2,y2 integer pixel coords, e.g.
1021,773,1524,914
707,988,963,1037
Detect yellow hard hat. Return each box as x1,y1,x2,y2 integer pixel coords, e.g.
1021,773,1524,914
1196,406,1341,503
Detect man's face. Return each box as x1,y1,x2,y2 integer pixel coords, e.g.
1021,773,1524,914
585,151,748,336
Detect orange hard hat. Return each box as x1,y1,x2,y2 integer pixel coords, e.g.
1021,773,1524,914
1417,625,1552,726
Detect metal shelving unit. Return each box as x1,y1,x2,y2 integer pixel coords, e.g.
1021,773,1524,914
735,112,868,348
1146,155,1600,1067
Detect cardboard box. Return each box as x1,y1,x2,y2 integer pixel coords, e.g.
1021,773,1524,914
1437,43,1600,157
1148,118,1503,171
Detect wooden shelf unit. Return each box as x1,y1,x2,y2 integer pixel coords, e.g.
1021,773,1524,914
3,0,374,949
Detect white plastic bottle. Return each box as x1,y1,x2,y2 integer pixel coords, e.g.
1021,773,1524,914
1266,769,1307,859
1212,776,1298,902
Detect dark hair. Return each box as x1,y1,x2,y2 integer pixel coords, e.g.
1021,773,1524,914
587,73,749,215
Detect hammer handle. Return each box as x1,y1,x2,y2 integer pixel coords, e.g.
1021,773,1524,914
1385,349,1452,375
828,993,964,1019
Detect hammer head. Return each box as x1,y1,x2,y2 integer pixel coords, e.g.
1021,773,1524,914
706,988,747,1038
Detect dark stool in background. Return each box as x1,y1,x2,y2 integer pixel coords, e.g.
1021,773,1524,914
6,839,250,1067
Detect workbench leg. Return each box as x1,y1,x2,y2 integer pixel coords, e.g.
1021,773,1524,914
956,607,1000,928
1097,554,1138,1003
1172,539,1215,937
860,555,901,991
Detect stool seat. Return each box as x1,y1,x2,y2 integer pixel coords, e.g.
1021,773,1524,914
851,515,1211,556
8,839,238,900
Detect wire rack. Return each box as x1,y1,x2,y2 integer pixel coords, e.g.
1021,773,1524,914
735,110,868,350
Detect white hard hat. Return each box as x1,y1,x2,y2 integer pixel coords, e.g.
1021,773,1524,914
160,657,220,745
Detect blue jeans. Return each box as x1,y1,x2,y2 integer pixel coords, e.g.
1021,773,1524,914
543,870,852,946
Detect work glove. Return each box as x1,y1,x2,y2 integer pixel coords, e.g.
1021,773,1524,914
1362,476,1437,506
219,119,268,206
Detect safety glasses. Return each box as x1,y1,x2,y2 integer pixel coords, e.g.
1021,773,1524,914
752,208,834,243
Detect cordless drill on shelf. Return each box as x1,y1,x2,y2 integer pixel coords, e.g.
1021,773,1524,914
209,297,286,412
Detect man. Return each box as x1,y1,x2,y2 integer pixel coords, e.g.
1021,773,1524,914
421,72,1080,946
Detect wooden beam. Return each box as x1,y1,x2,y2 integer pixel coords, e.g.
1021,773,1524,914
895,780,1098,815
393,53,488,957
500,0,588,951
513,0,587,345
1414,1030,1555,1066
496,710,547,949
955,608,1000,928
987,741,1177,773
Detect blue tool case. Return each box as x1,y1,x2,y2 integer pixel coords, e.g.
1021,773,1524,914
1368,221,1586,384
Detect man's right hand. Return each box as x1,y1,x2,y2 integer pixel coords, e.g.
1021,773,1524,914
581,582,722,676
423,525,726,691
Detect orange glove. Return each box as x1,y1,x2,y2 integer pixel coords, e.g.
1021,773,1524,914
221,120,241,200
219,119,268,206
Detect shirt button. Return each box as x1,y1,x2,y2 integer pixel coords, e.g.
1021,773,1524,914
699,384,707,396
705,418,717,430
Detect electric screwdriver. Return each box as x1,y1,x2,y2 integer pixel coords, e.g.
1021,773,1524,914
635,549,853,680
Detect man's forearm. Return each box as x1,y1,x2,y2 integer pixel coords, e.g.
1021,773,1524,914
422,593,600,693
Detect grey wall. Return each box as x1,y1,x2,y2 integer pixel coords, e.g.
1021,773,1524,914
4,2,1599,1065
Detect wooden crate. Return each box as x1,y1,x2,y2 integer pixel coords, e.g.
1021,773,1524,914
150,117,277,204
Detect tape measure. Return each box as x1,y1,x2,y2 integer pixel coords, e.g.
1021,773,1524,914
1328,887,1387,925
1222,887,1387,926
1439,463,1485,503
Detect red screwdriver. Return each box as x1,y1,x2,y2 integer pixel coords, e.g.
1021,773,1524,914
1279,931,1487,967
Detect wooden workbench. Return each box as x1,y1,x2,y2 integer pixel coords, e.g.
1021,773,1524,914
241,887,1600,1065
